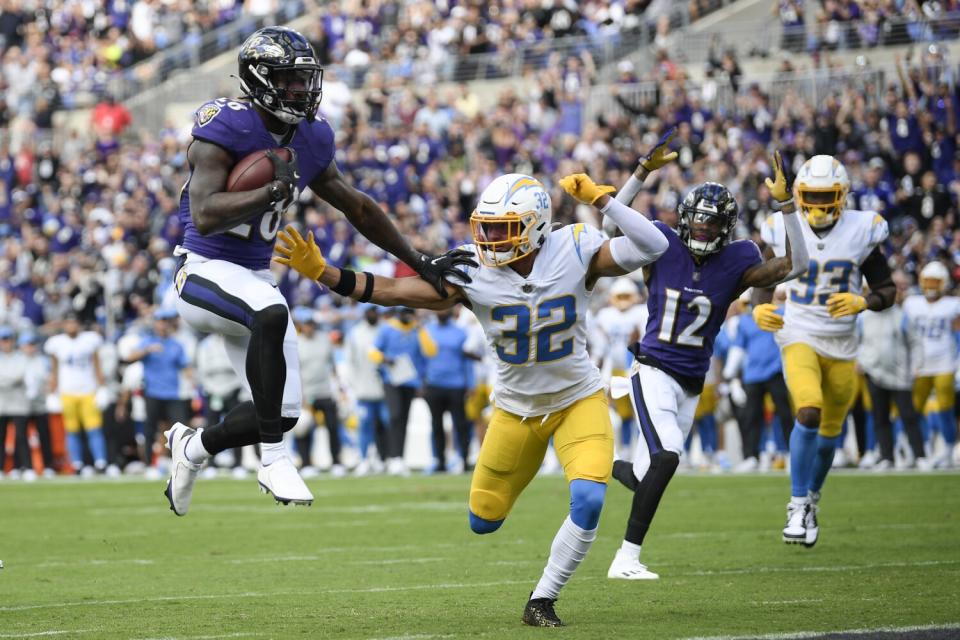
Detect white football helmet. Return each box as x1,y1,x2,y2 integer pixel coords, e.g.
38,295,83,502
469,174,551,267
794,155,850,229
920,261,950,299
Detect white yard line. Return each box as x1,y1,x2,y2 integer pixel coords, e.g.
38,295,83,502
683,623,960,640
0,632,94,638
683,558,960,577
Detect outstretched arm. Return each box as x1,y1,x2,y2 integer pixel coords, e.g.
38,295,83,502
309,160,470,296
740,151,809,289
559,174,669,285
273,226,467,311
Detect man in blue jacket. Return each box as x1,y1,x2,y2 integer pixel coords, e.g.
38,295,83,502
724,297,794,470
424,309,473,473
371,308,436,475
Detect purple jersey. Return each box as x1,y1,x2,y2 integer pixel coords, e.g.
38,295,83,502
178,97,335,270
636,222,761,388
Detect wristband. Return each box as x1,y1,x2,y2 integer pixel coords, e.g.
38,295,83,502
358,272,375,303
331,269,357,296
773,198,795,210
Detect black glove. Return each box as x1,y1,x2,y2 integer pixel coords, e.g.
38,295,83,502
415,249,478,298
266,148,300,204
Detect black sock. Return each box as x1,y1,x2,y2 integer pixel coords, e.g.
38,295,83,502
624,451,680,546
200,401,260,454
246,305,289,444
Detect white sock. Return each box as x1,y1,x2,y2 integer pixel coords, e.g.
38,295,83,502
184,429,210,464
260,442,286,466
791,496,809,506
531,516,597,601
618,540,642,561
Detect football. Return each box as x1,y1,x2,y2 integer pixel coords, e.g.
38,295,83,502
225,147,292,192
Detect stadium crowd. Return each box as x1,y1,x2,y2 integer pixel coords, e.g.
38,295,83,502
1,1,959,480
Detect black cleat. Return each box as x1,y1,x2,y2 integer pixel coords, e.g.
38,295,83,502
522,594,564,627
612,459,639,491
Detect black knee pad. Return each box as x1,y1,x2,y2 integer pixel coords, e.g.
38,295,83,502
253,304,289,336
281,417,299,433
650,450,680,476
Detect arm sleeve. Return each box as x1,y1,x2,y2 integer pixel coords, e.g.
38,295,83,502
601,198,669,270
781,211,810,280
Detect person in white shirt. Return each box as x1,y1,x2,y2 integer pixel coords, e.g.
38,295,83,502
20,332,54,476
44,312,108,474
344,305,388,475
0,327,31,479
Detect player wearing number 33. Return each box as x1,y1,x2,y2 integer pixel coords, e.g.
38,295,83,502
167,27,472,515
274,160,674,626
753,155,895,547
605,142,809,582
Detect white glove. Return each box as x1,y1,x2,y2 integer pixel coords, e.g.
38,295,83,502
45,393,62,414
728,379,747,407
94,387,111,410
610,376,632,400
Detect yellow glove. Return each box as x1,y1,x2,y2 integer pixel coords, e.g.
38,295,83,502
752,303,784,332
641,127,679,171
764,150,791,203
559,173,616,205
826,292,867,318
273,225,326,281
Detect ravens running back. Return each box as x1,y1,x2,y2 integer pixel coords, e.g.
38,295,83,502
166,26,469,515
606,151,809,580
273,150,675,625
754,154,895,546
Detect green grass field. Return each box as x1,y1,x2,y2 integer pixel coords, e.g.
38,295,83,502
1,471,958,640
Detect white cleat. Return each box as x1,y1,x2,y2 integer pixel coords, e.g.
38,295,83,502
916,457,934,472
734,456,758,473
607,551,660,580
804,501,819,548
782,501,807,544
257,455,314,506
163,423,202,516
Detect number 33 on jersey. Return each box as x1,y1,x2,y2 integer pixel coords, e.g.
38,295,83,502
761,209,888,336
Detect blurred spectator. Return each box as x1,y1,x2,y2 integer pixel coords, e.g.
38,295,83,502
423,308,472,474
371,307,436,476
0,326,31,478
345,305,389,475
20,331,54,475
196,332,248,476
858,270,927,469
293,307,345,477
124,308,191,467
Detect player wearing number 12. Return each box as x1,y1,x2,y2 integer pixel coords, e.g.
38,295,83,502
274,161,675,626
166,27,471,514
605,148,809,580
753,155,895,547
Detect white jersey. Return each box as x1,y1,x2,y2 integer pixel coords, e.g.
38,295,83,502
456,223,606,417
762,209,888,360
903,295,960,377
44,331,103,395
595,304,648,376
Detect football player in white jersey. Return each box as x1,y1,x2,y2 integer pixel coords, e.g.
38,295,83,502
753,155,896,547
903,261,960,468
595,278,648,457
274,153,675,625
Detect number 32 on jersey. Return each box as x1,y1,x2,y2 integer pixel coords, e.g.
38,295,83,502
491,295,576,364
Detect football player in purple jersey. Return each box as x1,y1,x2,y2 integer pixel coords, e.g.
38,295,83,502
605,142,809,579
164,27,472,515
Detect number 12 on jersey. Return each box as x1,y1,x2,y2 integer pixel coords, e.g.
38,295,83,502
657,288,712,347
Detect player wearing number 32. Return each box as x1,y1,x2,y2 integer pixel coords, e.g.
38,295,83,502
275,164,672,626
166,27,473,514
605,145,809,582
753,155,895,548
